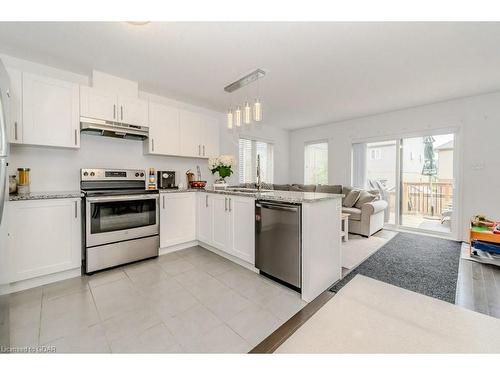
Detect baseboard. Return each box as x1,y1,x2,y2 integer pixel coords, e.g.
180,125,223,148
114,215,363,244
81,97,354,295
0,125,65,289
197,241,259,273
159,240,199,255
2,268,82,295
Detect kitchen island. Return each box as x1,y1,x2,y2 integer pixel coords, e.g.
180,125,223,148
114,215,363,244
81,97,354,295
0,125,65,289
160,188,343,303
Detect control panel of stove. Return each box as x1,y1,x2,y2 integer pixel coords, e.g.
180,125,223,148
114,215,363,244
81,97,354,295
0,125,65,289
81,168,146,181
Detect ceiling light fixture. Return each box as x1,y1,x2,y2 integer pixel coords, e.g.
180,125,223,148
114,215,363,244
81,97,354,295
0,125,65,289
225,69,265,130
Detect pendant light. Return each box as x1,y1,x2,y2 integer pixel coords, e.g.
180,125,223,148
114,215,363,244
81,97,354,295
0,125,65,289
235,106,242,127
253,99,262,122
244,102,251,125
227,109,233,130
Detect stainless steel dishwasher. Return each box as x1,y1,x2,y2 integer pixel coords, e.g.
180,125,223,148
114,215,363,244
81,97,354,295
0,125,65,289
255,200,301,291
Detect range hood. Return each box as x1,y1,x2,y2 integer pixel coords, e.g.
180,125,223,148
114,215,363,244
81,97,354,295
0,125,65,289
80,117,149,140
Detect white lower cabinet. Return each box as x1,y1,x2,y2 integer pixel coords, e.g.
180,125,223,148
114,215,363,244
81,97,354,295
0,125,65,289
196,193,212,244
8,198,82,283
160,193,196,248
227,195,255,264
195,193,255,264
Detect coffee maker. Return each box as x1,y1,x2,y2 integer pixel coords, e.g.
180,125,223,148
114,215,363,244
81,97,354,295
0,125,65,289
157,171,177,189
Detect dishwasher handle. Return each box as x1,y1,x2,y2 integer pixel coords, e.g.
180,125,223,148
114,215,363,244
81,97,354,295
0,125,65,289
256,202,300,212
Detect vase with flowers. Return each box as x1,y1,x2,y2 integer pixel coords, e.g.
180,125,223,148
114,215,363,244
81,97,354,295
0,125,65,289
208,155,234,188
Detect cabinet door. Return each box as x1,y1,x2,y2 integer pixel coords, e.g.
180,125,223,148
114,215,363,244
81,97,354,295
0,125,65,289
211,194,229,250
160,193,196,248
199,115,220,158
8,199,81,282
196,193,213,244
118,95,148,126
228,196,255,264
22,73,80,148
148,102,180,155
80,86,117,122
179,110,201,157
6,68,23,144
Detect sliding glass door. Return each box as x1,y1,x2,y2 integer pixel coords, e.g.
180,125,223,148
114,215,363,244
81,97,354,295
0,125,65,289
400,134,454,234
353,132,456,237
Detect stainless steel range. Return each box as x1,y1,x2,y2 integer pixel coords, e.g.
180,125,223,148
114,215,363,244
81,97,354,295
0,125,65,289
81,168,159,274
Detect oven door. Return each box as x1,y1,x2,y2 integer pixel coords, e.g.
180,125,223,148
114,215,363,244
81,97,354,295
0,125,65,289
85,194,159,247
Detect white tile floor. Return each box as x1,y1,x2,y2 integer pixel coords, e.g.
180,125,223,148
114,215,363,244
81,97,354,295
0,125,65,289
9,246,306,353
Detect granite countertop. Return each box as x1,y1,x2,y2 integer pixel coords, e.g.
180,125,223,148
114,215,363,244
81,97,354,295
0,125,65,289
9,191,84,201
196,188,343,203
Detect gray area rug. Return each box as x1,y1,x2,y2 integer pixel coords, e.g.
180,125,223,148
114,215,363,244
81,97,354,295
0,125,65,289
331,232,462,303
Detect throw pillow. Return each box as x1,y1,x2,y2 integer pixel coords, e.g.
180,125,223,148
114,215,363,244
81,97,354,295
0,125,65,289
316,184,342,194
343,189,361,208
354,190,377,209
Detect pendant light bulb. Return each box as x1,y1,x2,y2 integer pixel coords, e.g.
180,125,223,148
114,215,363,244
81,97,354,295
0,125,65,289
244,102,251,125
227,109,233,130
253,99,262,122
235,106,242,127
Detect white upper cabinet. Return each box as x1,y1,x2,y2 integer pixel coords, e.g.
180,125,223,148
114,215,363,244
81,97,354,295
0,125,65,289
22,73,80,149
179,110,202,157
80,86,148,127
147,102,180,155
199,114,220,158
6,68,22,144
179,110,220,158
80,86,117,122
117,95,148,126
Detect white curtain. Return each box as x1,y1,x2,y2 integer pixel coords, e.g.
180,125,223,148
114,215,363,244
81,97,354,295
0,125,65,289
352,143,367,189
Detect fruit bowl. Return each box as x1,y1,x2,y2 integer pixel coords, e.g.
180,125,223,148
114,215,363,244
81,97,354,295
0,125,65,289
189,181,207,189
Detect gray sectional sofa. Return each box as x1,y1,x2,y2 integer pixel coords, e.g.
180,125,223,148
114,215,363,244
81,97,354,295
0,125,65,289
242,183,387,237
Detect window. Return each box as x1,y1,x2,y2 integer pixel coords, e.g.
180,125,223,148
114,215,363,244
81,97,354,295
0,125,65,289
238,138,274,184
304,141,328,185
370,148,382,160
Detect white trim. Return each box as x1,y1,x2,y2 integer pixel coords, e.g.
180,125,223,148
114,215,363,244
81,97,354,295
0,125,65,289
350,126,460,145
2,268,81,295
159,240,198,256
239,134,275,145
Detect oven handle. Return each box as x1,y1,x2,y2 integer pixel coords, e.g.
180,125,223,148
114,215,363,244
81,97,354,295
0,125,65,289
86,194,159,203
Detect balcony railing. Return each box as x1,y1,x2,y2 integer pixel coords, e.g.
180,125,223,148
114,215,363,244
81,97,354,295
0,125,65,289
401,181,453,217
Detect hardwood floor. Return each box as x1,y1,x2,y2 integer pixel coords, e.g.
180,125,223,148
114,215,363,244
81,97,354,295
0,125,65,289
456,257,500,319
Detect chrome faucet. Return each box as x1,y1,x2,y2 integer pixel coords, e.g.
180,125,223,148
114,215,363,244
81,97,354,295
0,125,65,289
256,154,261,190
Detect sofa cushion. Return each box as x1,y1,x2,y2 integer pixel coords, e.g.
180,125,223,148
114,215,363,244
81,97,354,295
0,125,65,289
342,207,362,221
291,184,316,192
273,184,291,191
316,184,342,194
354,190,377,209
343,189,361,207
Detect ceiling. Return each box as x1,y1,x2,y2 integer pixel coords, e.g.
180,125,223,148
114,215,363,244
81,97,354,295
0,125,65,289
1,22,500,130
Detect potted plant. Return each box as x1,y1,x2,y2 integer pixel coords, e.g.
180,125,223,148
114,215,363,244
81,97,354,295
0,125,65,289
208,155,235,188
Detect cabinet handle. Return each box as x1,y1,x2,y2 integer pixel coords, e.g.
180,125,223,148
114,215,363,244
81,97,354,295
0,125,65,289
121,106,123,121
203,145,205,156
113,104,116,119
74,129,78,145
162,195,165,209
74,201,78,218
198,145,201,156
14,122,18,140
152,139,155,152
224,197,227,211
205,195,208,208
229,198,232,212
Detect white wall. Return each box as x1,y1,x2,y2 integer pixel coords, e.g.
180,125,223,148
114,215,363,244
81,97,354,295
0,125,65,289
290,91,500,241
3,54,290,190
